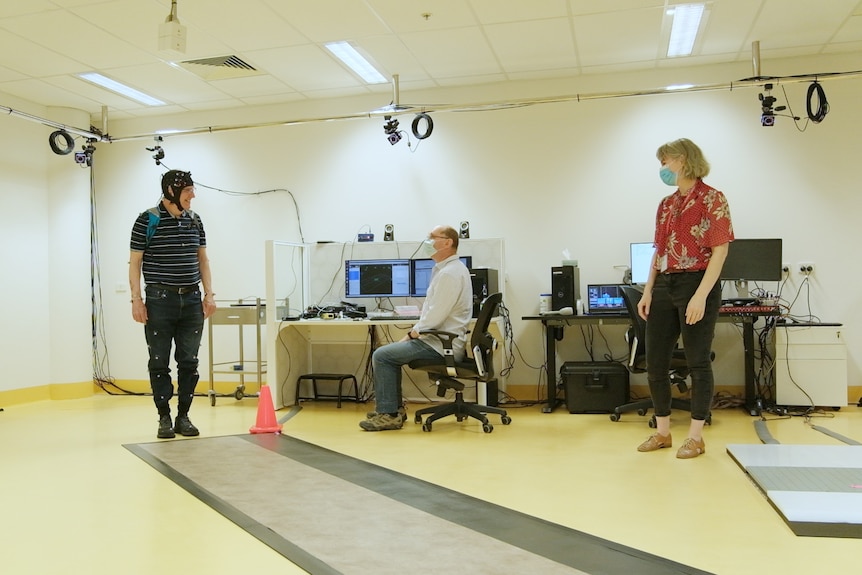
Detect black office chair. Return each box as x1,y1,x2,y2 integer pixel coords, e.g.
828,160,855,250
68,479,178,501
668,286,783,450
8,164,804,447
408,292,512,433
609,284,712,427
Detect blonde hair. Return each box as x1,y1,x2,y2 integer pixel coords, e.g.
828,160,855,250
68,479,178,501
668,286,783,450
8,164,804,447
656,138,710,179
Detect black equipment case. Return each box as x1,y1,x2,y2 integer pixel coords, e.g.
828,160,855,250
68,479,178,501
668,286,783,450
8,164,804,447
561,361,630,413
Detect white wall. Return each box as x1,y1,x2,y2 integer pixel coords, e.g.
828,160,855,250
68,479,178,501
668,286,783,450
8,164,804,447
4,53,861,397
0,102,92,392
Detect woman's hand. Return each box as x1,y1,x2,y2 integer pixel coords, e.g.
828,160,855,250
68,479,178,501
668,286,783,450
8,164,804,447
685,293,707,324
637,291,651,321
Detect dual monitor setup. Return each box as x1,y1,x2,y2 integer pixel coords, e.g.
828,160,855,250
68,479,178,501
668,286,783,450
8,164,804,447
629,238,783,284
345,256,473,299
553,238,784,317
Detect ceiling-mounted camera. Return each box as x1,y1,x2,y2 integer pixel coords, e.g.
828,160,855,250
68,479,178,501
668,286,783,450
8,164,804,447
146,136,166,165
74,140,97,167
383,116,402,145
758,83,786,127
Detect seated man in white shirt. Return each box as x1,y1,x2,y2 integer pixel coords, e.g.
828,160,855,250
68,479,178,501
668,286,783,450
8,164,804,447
360,225,473,431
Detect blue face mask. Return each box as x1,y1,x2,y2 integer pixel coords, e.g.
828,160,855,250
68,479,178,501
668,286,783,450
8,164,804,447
659,166,678,186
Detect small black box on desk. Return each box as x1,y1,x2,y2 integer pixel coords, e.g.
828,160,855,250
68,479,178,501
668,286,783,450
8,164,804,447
561,361,629,413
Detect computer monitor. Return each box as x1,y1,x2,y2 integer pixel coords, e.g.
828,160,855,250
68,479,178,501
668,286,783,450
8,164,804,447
410,256,473,297
720,239,783,282
630,242,656,284
344,259,411,298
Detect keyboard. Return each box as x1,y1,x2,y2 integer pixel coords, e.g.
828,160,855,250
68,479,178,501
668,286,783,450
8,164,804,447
719,305,780,316
366,312,421,321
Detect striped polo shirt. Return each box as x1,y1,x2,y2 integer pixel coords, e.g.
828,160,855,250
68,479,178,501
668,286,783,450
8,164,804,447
130,202,207,287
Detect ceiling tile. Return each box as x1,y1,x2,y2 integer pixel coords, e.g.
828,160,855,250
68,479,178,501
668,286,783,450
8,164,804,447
485,18,577,73
574,7,665,67
365,0,478,33
400,27,500,79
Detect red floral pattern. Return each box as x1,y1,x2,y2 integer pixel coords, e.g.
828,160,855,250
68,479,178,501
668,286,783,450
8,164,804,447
654,179,734,272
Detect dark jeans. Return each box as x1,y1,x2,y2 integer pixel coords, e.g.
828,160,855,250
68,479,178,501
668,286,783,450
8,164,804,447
144,286,204,417
371,339,442,414
645,272,721,421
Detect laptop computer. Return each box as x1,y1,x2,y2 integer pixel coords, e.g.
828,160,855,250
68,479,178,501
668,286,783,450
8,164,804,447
585,284,629,316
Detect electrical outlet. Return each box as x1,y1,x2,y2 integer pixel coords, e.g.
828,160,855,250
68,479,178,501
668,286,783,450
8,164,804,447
781,262,790,276
798,261,815,275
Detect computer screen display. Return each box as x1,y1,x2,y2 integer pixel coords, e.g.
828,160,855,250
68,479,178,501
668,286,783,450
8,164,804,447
344,259,411,298
586,284,627,315
720,238,783,282
630,242,656,284
410,256,472,297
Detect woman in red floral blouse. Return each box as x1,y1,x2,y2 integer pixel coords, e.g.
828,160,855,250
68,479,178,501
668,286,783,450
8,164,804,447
635,138,734,459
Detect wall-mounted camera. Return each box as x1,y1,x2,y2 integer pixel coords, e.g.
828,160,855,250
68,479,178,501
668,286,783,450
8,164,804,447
459,221,470,239
384,224,394,241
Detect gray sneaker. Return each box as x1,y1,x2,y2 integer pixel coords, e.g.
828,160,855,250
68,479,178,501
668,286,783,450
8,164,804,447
359,413,404,431
365,406,408,422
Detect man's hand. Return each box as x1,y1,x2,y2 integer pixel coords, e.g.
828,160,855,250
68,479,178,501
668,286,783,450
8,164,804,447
131,298,147,324
203,295,217,319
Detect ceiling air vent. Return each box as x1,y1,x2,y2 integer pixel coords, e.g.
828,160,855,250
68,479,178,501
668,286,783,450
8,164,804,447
177,55,262,80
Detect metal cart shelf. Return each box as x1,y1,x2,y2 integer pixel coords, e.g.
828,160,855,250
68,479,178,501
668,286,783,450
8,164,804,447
207,298,267,406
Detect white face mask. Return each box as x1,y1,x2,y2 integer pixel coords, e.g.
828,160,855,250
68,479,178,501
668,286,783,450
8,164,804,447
420,238,437,257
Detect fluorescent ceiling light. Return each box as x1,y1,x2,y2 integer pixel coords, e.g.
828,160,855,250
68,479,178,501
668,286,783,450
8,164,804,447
324,41,388,84
667,4,705,57
667,84,695,90
77,72,166,106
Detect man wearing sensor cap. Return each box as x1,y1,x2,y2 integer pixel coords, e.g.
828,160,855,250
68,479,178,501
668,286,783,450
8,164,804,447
129,170,217,439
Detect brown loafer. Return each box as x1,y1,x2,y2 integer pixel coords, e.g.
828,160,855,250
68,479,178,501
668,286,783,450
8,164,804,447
676,437,706,459
637,432,672,452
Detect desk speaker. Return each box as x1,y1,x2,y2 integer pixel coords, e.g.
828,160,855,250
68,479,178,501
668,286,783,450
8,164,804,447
551,265,579,311
384,224,394,241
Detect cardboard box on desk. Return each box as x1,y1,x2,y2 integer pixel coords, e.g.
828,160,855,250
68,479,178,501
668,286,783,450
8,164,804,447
561,361,629,414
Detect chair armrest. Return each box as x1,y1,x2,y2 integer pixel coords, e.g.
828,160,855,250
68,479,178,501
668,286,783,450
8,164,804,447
418,329,458,376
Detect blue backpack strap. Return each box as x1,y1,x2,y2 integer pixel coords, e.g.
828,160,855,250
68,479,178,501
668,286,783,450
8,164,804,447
144,207,200,248
145,206,160,247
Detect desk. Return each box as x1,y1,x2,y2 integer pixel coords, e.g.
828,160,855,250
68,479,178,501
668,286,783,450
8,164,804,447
522,312,769,415
269,318,505,409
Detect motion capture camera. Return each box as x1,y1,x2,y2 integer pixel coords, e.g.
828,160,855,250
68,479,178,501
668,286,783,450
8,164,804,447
758,84,785,127
74,140,96,167
383,116,402,145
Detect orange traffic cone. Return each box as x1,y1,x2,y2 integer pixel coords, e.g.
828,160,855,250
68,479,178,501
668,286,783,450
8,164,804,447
249,384,283,434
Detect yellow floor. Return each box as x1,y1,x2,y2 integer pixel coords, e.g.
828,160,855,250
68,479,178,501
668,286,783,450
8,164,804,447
2,394,861,574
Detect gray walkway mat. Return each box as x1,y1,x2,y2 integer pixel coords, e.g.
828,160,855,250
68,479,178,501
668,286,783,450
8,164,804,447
126,433,713,575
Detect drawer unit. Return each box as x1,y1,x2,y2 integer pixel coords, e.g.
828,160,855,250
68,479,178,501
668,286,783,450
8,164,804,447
775,325,846,408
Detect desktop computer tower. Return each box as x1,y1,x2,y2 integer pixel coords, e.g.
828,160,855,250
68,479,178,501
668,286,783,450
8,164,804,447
470,268,498,318
551,265,580,311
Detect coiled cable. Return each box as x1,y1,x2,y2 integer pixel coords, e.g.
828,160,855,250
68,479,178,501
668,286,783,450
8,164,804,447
806,81,829,123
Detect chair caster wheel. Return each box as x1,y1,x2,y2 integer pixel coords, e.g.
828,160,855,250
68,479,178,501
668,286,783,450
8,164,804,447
422,423,432,432
501,416,512,425
637,408,647,416
609,413,620,422
482,423,493,433
649,416,657,428
235,389,244,400
414,414,422,424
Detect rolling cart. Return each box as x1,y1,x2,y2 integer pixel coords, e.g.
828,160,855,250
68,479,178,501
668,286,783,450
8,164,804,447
207,298,267,406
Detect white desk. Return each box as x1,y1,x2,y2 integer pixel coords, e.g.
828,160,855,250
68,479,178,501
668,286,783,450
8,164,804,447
267,317,505,409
